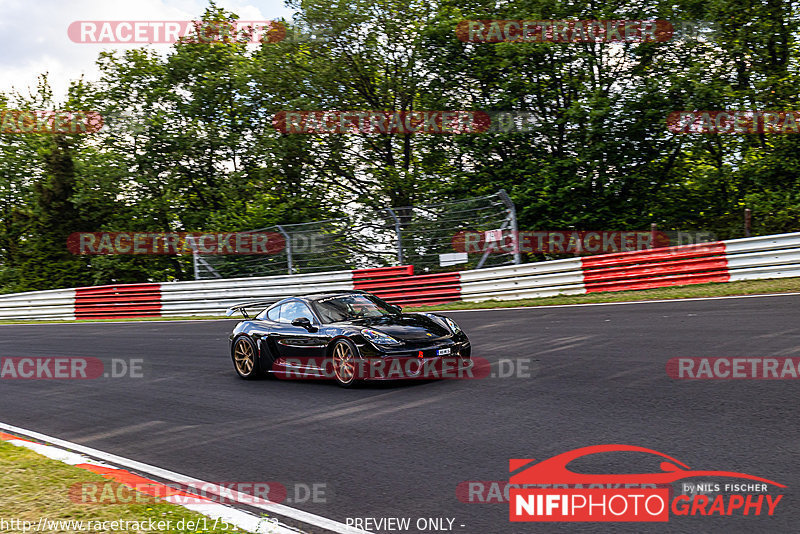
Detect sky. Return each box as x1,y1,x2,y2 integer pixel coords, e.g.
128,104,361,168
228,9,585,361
0,0,294,102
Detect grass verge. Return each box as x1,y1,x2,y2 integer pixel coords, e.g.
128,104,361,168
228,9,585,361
0,440,260,533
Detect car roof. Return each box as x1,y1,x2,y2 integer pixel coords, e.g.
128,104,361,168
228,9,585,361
266,291,369,307
257,291,369,319
303,290,371,301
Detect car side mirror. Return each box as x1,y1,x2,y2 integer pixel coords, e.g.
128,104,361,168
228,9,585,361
392,305,403,313
292,317,313,329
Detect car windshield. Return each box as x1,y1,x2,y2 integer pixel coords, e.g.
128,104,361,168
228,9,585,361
313,294,397,323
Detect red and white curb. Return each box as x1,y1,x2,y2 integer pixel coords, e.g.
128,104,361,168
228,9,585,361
0,422,373,534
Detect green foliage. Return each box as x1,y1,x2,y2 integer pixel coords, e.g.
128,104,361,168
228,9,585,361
0,0,798,291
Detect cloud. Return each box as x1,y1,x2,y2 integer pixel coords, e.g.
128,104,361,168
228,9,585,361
0,0,293,102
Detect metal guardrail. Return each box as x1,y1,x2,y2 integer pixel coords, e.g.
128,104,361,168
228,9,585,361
458,258,585,301
457,232,800,303
160,270,355,317
0,288,76,320
724,233,800,282
353,269,461,306
580,243,729,293
2,231,800,319
75,284,161,319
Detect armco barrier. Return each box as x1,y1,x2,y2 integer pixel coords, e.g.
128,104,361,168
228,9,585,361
353,265,413,279
725,234,800,282
1,231,800,320
458,232,800,302
159,270,353,317
580,243,729,293
0,287,75,320
458,258,585,302
75,284,161,319
353,266,460,307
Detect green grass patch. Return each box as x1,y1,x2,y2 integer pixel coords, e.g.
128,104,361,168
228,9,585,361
0,440,266,533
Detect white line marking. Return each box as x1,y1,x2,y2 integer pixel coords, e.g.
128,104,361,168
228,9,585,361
0,421,373,534
5,439,101,466
440,292,800,313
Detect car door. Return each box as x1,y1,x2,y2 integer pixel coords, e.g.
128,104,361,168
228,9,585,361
274,300,328,367
254,303,284,366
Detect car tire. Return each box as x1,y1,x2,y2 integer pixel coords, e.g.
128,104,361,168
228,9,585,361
232,336,263,380
330,338,359,388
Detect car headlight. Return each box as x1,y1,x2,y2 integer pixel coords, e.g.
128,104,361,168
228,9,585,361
423,313,462,334
444,317,462,334
361,328,402,345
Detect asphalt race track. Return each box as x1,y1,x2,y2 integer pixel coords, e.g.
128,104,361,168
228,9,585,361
1,294,799,533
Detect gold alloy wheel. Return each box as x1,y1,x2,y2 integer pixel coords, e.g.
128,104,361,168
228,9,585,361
332,341,356,384
234,338,255,376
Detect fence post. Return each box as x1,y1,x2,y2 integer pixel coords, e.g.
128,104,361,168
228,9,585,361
385,207,404,265
276,225,293,274
498,189,521,264
477,219,510,269
745,208,752,237
189,237,201,280
186,236,222,279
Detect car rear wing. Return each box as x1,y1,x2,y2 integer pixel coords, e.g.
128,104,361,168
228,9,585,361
224,300,281,319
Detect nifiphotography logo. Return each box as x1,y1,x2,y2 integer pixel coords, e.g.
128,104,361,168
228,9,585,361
509,445,785,522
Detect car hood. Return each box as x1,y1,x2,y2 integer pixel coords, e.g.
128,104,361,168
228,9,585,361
343,314,451,341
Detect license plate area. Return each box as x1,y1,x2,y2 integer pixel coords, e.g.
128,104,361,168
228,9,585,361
436,348,451,356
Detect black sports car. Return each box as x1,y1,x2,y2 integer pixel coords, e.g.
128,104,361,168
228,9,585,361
226,291,471,387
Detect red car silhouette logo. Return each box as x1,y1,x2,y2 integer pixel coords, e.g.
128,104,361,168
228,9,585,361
510,444,785,487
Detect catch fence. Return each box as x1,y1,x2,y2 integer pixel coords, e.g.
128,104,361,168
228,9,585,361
192,190,519,279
